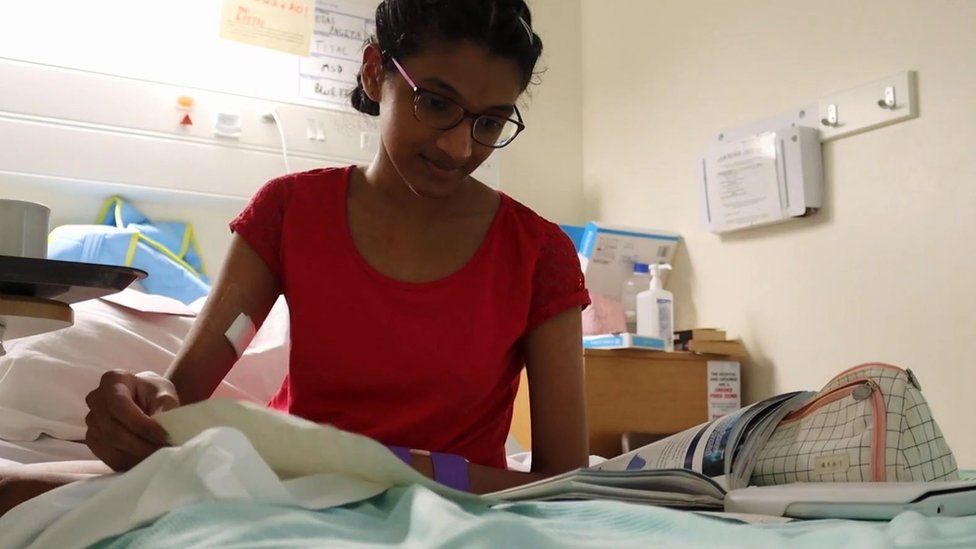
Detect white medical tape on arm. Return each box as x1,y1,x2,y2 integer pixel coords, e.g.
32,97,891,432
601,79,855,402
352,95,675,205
196,283,261,360
224,313,257,359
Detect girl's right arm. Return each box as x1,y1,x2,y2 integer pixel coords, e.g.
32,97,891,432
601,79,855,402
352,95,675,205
84,235,281,471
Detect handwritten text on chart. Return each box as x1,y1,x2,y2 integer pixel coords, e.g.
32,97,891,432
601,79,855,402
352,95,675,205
299,1,376,109
299,78,356,104
299,56,359,80
251,0,310,16
220,0,314,55
315,12,371,41
312,40,355,59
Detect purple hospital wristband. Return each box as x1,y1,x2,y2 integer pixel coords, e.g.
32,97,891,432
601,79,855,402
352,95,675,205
387,445,412,465
386,446,470,492
430,451,470,492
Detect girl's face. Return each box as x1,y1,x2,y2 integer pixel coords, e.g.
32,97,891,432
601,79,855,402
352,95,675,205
363,40,523,199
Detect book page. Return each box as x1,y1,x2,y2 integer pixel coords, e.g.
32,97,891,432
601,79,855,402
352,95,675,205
730,392,815,487
492,392,813,506
490,469,725,506
594,392,806,490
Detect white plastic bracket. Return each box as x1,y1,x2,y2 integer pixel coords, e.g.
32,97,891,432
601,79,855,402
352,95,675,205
821,104,840,127
214,112,242,139
879,86,897,109
817,71,918,141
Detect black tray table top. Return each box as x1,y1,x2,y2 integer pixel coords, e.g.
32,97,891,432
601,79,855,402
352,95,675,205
0,255,147,304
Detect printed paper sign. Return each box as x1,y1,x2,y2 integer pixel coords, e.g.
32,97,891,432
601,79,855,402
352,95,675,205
704,132,783,231
220,0,315,56
707,361,741,420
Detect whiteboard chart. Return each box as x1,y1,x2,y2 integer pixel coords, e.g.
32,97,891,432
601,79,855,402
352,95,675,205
299,1,377,110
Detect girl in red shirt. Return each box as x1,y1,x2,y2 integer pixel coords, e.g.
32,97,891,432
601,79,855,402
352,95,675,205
0,0,589,510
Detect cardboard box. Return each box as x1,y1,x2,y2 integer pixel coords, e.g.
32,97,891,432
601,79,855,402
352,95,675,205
578,222,680,300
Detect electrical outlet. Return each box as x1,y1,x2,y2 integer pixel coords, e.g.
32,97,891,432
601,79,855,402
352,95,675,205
214,112,242,139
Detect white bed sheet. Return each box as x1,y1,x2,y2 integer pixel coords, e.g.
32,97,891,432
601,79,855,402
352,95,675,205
0,436,581,472
0,436,95,467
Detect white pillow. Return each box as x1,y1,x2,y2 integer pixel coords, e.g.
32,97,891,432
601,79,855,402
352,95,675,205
0,290,289,441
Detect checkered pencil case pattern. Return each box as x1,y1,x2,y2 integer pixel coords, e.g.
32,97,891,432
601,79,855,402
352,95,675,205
752,363,958,485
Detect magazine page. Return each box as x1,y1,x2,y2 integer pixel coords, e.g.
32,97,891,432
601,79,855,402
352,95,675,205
729,391,816,488
489,468,725,507
593,392,804,490
487,391,813,506
538,487,721,508
577,469,726,501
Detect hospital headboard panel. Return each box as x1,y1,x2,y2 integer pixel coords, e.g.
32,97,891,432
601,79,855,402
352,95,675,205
0,56,376,193
0,57,501,272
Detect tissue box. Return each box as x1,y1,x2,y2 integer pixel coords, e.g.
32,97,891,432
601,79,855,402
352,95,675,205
578,222,680,300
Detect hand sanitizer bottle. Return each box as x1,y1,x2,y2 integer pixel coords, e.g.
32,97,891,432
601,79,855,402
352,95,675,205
620,262,651,333
636,263,674,351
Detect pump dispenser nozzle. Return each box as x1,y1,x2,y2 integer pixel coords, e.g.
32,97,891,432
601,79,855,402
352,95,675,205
648,263,672,291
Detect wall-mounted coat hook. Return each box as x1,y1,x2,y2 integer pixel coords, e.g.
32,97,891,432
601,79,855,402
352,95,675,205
816,71,917,141
877,86,897,109
821,104,840,127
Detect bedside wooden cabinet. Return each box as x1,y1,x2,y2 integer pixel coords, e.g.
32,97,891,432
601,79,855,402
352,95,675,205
511,350,737,458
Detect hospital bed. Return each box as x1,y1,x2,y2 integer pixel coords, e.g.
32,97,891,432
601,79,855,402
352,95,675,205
0,438,96,468
2,199,975,549
2,422,975,549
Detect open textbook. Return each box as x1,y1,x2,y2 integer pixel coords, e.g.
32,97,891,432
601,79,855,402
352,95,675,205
488,391,815,509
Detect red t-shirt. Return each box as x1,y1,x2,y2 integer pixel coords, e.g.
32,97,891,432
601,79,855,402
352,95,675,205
229,167,589,468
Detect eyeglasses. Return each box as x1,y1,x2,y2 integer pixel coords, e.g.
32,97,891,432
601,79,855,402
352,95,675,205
390,57,525,149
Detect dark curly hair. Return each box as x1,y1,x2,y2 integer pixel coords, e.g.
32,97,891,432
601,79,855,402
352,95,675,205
350,0,543,116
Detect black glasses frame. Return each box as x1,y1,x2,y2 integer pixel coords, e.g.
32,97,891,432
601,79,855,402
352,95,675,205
390,57,526,149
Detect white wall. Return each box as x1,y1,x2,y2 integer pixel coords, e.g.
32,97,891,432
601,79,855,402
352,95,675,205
580,0,976,465
0,0,315,107
503,0,585,224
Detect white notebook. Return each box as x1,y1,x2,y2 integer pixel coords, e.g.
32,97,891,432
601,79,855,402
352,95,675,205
725,481,976,520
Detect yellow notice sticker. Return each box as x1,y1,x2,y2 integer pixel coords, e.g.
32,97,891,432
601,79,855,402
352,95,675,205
219,0,315,56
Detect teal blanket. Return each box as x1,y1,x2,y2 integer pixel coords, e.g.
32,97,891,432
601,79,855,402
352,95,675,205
12,411,968,549
94,485,976,549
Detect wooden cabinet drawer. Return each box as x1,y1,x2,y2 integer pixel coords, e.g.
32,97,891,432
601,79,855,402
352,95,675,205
511,350,719,459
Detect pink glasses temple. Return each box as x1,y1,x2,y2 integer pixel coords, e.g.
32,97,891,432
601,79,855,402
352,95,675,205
390,58,418,90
